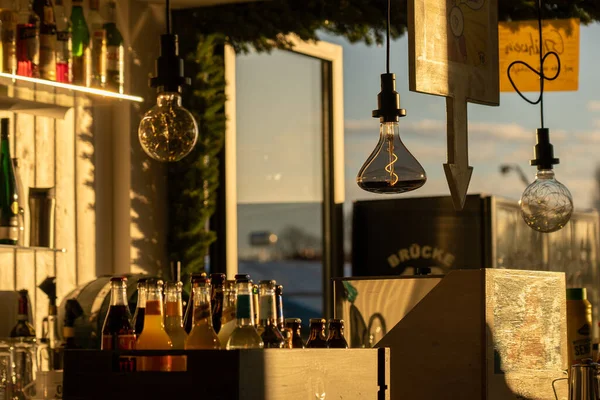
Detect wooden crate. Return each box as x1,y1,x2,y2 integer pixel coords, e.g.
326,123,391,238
63,348,390,400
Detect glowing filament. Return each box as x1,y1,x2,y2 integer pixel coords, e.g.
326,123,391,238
385,135,399,186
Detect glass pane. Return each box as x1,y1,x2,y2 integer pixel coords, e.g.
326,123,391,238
236,49,324,321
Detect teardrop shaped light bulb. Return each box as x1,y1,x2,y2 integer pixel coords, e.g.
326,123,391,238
519,169,573,233
357,121,426,194
138,92,199,162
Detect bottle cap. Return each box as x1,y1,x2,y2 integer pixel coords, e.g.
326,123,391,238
137,277,148,287
310,318,326,325
567,288,587,300
210,273,226,285
285,318,302,325
259,280,277,286
275,285,283,295
110,276,127,282
235,274,250,282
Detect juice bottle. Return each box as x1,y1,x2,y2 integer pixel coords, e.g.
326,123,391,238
566,288,592,367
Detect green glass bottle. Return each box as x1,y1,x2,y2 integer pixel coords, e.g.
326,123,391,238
103,0,123,93
0,118,19,245
70,0,89,86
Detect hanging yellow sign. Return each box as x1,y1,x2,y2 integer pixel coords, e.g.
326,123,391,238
499,19,579,92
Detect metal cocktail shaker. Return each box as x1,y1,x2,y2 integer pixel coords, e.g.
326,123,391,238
29,188,55,248
554,360,600,400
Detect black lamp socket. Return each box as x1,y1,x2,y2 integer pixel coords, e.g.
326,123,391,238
150,34,191,93
530,128,560,170
372,73,406,123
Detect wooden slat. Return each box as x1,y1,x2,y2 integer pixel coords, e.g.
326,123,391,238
55,106,77,301
0,250,15,290
74,95,96,285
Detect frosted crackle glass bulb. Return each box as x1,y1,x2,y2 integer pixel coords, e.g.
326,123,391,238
357,121,426,194
138,92,198,162
519,169,573,233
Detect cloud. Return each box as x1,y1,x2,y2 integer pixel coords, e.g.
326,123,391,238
588,101,600,112
594,120,600,129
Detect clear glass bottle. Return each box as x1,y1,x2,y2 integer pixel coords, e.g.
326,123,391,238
16,0,39,77
164,281,188,349
70,0,89,86
257,280,284,348
275,284,284,331
185,277,220,350
252,283,259,326
306,318,327,348
326,319,348,349
103,0,122,93
226,274,264,350
54,0,71,83
210,273,225,334
183,273,206,334
88,0,105,88
0,0,18,74
132,278,147,336
101,276,135,350
33,0,55,80
217,280,237,345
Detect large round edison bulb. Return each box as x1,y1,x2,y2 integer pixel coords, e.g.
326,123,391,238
519,169,573,233
138,92,198,162
357,121,426,194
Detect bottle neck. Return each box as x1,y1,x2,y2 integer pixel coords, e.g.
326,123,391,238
259,292,276,325
328,326,344,339
309,324,325,339
191,285,212,327
164,284,183,327
110,283,128,306
17,294,29,321
276,294,284,323
136,287,147,309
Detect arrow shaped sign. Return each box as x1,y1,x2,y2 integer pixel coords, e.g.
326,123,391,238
408,0,499,210
443,95,473,210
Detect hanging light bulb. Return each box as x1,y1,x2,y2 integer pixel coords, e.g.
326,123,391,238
357,0,426,194
357,74,426,194
138,0,198,162
519,128,573,233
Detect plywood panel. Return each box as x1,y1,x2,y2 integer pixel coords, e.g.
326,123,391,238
55,106,77,301
15,112,35,248
0,250,15,290
74,95,96,285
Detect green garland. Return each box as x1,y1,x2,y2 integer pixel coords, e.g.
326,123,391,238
169,1,599,279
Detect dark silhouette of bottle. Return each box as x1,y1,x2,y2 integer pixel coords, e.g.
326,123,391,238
326,319,348,348
0,119,19,245
183,273,206,333
33,0,56,80
275,285,284,331
285,318,305,348
257,280,284,348
101,276,135,350
306,318,327,348
210,273,226,334
10,289,35,338
132,278,147,336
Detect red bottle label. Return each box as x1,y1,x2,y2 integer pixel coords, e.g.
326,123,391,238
102,334,136,350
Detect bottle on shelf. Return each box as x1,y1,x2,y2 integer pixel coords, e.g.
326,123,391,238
210,273,225,334
0,0,18,74
257,280,284,348
164,281,188,349
217,280,236,345
11,158,25,245
33,0,55,81
326,319,348,349
62,299,82,349
0,119,19,245
252,283,259,326
88,0,105,88
185,276,220,349
275,284,284,331
54,0,71,83
285,318,305,348
226,274,264,350
70,0,89,86
282,328,293,349
37,318,52,371
132,277,147,336
101,276,135,350
16,0,39,77
103,0,122,93
183,273,205,334
10,289,36,338
306,318,327,348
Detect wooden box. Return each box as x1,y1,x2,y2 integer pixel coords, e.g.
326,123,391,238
63,348,390,400
336,269,568,400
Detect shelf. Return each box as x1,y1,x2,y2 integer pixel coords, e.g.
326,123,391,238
0,244,66,253
0,73,144,119
137,0,263,8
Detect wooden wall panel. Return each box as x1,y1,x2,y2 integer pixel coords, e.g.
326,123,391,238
0,251,15,290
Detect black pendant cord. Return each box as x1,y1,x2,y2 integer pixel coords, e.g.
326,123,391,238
386,0,391,74
507,0,560,129
166,0,171,35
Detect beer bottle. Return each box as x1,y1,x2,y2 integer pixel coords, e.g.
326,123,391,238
164,281,188,349
185,276,220,349
136,279,172,350
217,280,237,345
252,283,259,326
226,274,264,350
282,328,293,349
326,319,348,349
183,273,206,334
306,318,327,348
101,277,135,350
257,280,284,348
132,278,147,336
210,273,225,334
285,318,305,348
275,284,284,331
10,289,35,338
